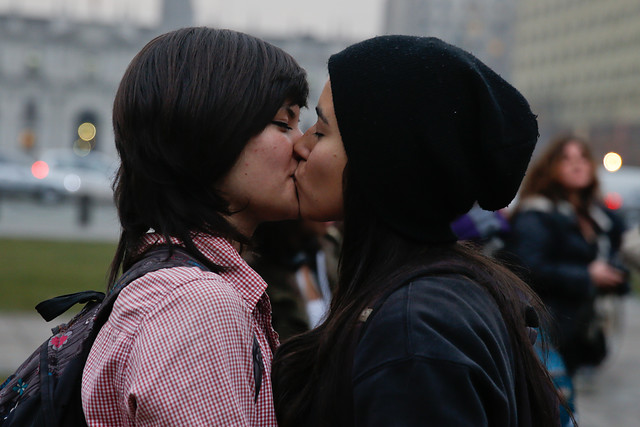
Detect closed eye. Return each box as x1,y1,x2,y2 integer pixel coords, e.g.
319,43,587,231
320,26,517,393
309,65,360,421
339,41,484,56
271,121,293,130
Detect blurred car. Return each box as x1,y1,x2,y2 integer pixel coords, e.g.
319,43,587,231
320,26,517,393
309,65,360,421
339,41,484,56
599,166,640,228
31,149,118,203
0,149,52,199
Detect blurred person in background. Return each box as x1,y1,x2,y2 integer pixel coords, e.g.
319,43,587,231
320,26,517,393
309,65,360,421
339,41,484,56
504,134,630,380
81,27,308,426
272,35,562,426
621,224,640,271
247,220,341,341
454,204,576,426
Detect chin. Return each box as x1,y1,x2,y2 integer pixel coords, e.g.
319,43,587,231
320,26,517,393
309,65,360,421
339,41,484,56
300,205,342,222
256,200,299,223
275,206,301,221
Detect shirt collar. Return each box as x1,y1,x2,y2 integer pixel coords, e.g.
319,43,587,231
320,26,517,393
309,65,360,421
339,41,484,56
140,232,269,311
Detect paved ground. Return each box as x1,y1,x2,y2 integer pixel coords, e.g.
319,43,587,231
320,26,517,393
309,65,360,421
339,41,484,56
0,197,119,241
573,296,640,426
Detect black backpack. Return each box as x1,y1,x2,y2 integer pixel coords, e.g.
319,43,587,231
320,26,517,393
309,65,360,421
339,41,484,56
0,247,264,426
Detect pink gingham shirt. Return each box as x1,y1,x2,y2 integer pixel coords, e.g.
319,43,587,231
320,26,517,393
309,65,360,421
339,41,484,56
82,233,279,426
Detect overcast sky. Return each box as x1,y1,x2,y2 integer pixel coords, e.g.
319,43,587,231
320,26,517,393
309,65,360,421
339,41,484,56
0,0,386,40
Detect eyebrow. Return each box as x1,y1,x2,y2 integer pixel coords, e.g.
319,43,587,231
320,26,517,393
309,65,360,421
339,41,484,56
285,106,297,119
315,106,329,125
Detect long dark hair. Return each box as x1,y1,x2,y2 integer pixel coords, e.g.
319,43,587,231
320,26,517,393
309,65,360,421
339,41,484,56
518,134,600,215
108,27,308,285
272,165,561,426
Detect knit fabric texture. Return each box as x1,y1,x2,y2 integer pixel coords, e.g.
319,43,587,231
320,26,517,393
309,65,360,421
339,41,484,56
328,35,538,242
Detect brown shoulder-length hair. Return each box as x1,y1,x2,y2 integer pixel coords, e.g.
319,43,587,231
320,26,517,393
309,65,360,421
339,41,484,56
518,134,600,210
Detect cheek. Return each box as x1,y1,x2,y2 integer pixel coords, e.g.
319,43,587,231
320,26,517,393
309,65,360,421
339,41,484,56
254,145,291,173
307,151,336,183
301,164,344,220
309,151,345,201
557,164,571,181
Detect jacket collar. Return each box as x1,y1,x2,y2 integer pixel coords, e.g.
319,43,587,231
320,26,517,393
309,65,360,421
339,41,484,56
519,195,613,232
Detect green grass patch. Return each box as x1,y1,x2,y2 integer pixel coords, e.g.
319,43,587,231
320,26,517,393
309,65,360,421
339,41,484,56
631,270,640,294
0,239,116,311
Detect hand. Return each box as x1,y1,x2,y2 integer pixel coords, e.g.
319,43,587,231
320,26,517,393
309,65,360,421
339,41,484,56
588,260,625,288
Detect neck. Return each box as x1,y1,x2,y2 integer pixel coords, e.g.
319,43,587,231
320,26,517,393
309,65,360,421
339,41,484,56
566,191,582,208
228,239,244,253
224,212,256,243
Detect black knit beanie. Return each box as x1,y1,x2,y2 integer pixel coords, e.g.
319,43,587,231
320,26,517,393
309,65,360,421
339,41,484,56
328,35,539,243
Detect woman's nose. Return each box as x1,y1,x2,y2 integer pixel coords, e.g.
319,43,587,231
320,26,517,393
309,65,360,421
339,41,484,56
293,130,314,161
292,127,303,143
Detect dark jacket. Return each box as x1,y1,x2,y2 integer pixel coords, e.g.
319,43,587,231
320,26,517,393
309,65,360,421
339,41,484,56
351,275,529,426
503,196,628,372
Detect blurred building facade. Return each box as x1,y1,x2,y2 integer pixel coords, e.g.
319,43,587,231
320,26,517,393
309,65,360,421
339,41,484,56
0,0,192,157
0,0,347,158
511,0,640,165
384,0,516,78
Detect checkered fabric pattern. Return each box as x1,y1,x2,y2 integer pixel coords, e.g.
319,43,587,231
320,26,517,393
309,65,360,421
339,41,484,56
82,233,279,426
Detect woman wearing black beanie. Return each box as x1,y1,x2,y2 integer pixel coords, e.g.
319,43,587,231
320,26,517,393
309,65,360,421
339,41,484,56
272,36,564,426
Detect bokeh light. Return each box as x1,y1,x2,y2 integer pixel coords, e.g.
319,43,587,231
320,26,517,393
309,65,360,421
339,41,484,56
604,192,623,210
73,138,92,156
77,122,96,141
31,161,49,179
64,174,81,192
603,152,622,172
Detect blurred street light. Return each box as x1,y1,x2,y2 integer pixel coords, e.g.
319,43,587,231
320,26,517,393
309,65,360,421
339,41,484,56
31,160,49,179
77,122,96,142
604,152,622,172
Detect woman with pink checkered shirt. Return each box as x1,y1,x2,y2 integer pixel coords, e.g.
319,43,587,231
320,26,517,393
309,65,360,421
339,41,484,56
81,27,308,426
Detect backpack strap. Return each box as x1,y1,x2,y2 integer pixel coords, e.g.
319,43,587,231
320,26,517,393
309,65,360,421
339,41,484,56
39,342,55,427
36,292,106,323
94,247,208,330
252,335,264,402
